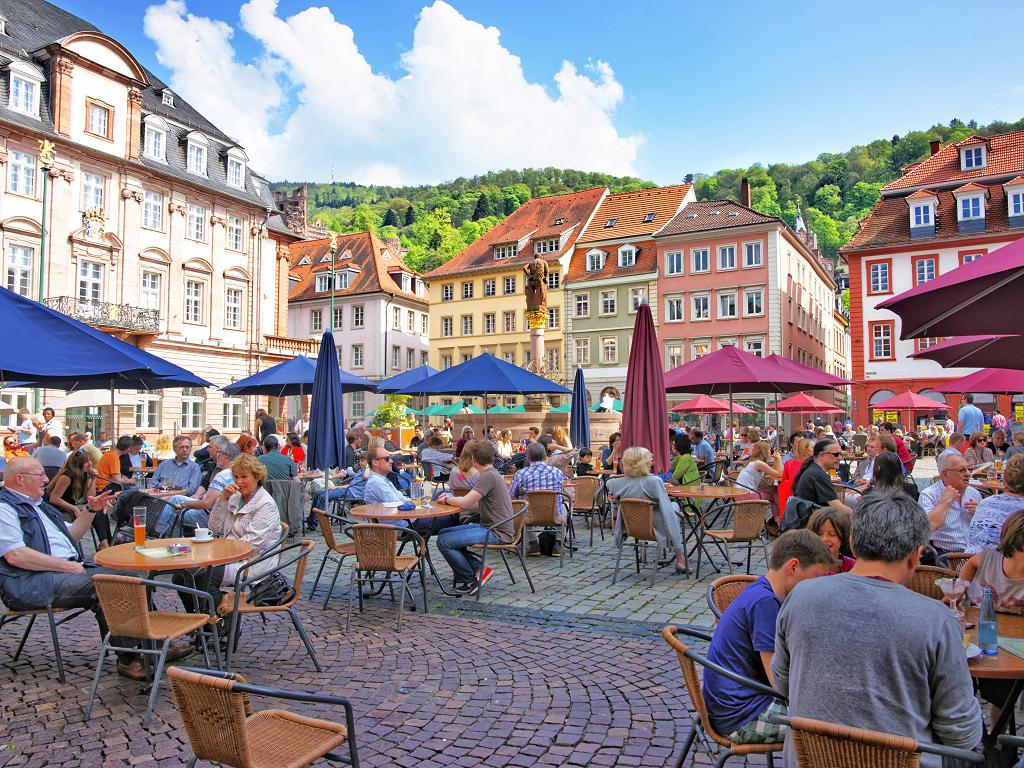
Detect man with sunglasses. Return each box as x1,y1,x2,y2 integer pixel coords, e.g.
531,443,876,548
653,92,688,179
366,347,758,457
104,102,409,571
364,447,457,536
919,452,982,557
793,439,851,514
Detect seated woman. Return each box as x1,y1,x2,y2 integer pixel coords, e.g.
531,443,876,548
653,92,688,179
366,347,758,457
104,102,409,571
777,437,813,523
869,450,919,501
668,434,700,487
496,430,514,459
600,432,622,472
46,451,112,548
174,453,281,618
734,440,782,510
963,509,1024,613
807,507,855,573
965,432,995,469
235,434,258,455
607,447,688,575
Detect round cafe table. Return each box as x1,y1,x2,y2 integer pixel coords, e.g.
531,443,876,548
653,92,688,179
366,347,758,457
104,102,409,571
94,537,254,572
970,478,1006,494
964,606,1024,761
665,484,748,578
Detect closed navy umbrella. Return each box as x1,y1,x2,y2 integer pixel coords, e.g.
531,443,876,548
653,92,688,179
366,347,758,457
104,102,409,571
306,332,347,472
569,367,590,449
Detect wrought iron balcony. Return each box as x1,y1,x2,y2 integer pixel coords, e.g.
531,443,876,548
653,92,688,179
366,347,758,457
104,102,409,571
44,296,160,333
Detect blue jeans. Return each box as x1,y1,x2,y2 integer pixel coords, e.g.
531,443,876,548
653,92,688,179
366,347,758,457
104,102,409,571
156,495,209,537
436,523,500,583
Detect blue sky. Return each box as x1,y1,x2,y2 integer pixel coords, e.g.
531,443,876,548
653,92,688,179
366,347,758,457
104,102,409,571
59,0,1024,185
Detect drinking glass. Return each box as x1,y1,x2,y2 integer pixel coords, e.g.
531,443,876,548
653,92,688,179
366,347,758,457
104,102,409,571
132,506,147,548
935,577,969,619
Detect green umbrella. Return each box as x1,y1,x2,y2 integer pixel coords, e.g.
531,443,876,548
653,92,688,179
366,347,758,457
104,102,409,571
550,403,572,413
486,405,511,413
508,404,526,413
590,399,624,412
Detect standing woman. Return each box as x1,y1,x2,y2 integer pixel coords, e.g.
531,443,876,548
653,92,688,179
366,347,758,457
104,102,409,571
46,451,111,547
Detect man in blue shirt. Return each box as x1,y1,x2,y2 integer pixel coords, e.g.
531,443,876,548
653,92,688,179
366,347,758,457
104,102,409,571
957,393,985,437
151,435,202,495
703,530,834,744
690,429,715,469
364,447,457,536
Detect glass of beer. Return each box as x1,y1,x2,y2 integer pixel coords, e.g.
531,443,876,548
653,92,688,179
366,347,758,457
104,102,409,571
133,506,146,548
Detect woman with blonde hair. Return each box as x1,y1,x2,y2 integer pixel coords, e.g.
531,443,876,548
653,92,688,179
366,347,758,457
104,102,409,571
607,447,688,574
153,433,175,461
736,440,783,516
778,437,813,520
496,429,514,459
551,425,573,452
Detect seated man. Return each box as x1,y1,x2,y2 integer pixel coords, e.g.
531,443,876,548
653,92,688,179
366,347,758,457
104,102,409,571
33,436,68,474
312,455,370,520
256,435,297,481
508,443,566,556
381,429,399,452
704,530,834,744
156,442,240,536
939,432,967,461
919,451,982,557
773,492,982,766
0,457,190,680
435,441,517,594
690,429,716,470
150,435,202,495
363,447,456,536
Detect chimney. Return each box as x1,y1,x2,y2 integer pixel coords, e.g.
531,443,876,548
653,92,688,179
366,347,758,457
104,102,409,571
930,140,941,156
740,177,751,208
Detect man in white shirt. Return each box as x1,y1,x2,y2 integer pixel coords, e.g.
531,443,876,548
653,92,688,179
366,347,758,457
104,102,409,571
293,412,310,436
919,451,982,556
938,433,966,463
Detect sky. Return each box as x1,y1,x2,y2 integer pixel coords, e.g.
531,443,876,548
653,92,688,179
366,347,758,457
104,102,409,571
57,0,1024,187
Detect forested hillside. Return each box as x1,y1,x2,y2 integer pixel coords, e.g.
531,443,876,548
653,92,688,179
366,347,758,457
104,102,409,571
271,116,1024,272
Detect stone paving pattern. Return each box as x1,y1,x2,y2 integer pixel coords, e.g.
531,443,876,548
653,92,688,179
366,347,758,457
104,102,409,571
0,458,939,767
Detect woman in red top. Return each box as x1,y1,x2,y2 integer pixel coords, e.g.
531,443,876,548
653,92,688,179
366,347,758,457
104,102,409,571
453,426,475,459
283,432,305,468
777,436,812,521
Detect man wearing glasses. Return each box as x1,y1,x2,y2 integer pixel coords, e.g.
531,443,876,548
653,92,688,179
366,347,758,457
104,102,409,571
919,452,982,557
364,448,457,536
793,439,851,514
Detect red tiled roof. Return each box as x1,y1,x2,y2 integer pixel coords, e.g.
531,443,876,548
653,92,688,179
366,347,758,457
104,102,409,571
288,230,425,304
655,199,777,236
883,131,1024,191
423,187,607,279
953,182,988,194
905,189,938,200
576,184,692,243
565,237,658,283
844,182,1013,252
1005,176,1024,187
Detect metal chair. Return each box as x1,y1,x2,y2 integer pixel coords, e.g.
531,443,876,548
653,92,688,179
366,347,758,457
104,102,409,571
311,508,356,609
907,565,955,600
700,500,770,579
345,524,426,632
769,713,982,766
0,602,86,683
86,575,220,728
613,498,670,586
218,539,321,672
524,489,574,567
706,574,757,622
168,666,360,768
571,475,604,545
662,625,783,767
470,500,533,599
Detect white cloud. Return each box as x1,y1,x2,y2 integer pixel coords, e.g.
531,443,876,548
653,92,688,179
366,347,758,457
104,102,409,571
143,0,642,184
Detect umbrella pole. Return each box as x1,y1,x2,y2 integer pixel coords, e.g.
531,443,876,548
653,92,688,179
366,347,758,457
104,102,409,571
110,380,115,439
729,385,734,455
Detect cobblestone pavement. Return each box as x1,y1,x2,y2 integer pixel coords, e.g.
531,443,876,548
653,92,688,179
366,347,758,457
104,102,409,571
1,461,940,767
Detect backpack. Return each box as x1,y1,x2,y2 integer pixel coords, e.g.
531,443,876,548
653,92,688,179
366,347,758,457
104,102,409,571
246,573,294,607
780,496,819,533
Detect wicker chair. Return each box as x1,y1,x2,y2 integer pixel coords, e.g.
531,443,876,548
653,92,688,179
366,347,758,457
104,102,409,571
86,575,220,728
311,508,356,609
613,498,672,586
218,540,321,672
662,625,783,767
167,666,360,768
699,500,770,580
345,524,426,632
907,565,955,601
769,713,983,767
571,475,603,545
852,433,868,452
469,500,533,600
524,490,574,567
706,575,758,622
943,552,972,577
0,603,86,683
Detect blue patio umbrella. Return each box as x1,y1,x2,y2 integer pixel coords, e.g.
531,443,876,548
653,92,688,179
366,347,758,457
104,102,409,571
569,367,591,449
306,332,347,472
222,355,376,397
376,364,439,394
395,353,571,397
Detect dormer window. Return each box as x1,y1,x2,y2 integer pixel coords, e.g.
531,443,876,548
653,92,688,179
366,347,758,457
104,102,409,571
493,243,517,260
953,183,987,234
0,16,8,36
162,90,175,108
961,145,986,170
143,115,168,162
913,204,931,227
1005,178,1024,229
906,190,937,238
226,147,247,189
586,249,606,272
618,245,636,267
960,196,983,220
7,61,43,118
534,237,559,254
186,132,208,176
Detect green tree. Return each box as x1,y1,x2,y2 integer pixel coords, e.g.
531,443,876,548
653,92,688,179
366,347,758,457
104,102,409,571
382,208,399,227
351,203,380,233
812,184,843,217
472,192,489,220
404,205,416,226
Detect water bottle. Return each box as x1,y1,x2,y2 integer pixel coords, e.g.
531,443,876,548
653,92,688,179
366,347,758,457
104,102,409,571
980,587,998,655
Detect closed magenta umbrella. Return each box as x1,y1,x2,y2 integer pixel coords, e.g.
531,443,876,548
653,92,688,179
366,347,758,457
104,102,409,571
910,335,1024,370
222,355,375,397
570,367,591,449
621,302,670,473
935,368,1024,395
306,332,347,472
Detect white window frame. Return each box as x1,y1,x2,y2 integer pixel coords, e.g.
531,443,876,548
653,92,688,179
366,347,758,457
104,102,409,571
186,204,205,242
503,276,516,295
601,336,618,364
441,284,453,301
81,171,104,212
8,67,40,117
718,291,737,319
421,315,428,336
87,101,110,138
186,137,208,176
493,243,518,260
915,257,936,285
546,348,560,372
140,270,161,311
961,145,986,170
666,250,684,275
484,312,496,334
143,120,166,162
574,293,590,318
535,237,560,254
872,323,892,359
691,247,710,273
8,149,36,197
502,351,515,365
226,215,244,251
393,306,401,331
743,288,764,317
180,389,205,430
718,244,737,271
227,155,246,189
391,345,401,371
462,281,474,299
225,287,243,329
692,340,711,359
461,315,473,335
666,294,684,322
586,250,605,272
78,260,103,303
135,394,161,430
350,390,366,418
222,397,244,431
184,279,204,324
574,338,590,366
1010,190,1024,217
666,342,684,369
547,307,559,329
352,304,364,328
311,308,323,332
547,271,560,289
912,203,932,227
406,348,415,370
6,243,32,296
142,191,163,230
959,194,984,221
630,287,646,312
869,262,889,293
483,278,496,297
745,338,765,358
692,293,710,321
351,344,364,368
503,311,516,333
406,309,415,333
600,290,617,316
618,245,636,267
332,306,344,330
441,317,453,337
743,241,762,268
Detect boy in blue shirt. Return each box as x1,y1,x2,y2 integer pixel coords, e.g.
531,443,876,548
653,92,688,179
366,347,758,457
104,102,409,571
704,530,835,743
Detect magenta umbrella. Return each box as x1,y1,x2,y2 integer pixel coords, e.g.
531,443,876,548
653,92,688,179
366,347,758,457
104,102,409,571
772,392,845,414
934,368,1024,395
621,302,671,472
878,238,1024,339
870,390,948,430
910,334,1024,370
671,395,755,414
765,353,852,387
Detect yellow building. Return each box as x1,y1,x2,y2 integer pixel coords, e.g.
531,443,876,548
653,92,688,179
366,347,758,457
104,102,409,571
424,188,606,392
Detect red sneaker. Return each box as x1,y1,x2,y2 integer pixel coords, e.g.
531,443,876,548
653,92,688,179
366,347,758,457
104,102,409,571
479,567,493,585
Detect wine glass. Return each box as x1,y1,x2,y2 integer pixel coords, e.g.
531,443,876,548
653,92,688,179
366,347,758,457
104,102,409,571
936,577,970,619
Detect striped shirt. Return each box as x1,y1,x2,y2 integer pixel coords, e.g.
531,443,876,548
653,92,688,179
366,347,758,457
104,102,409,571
0,490,78,560
508,461,564,499
919,480,981,553
968,493,1024,553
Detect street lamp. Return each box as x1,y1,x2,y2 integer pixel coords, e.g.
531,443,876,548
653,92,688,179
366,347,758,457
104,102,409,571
327,232,338,331
35,140,55,414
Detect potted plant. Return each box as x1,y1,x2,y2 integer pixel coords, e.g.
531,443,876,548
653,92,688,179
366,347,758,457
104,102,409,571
370,395,417,448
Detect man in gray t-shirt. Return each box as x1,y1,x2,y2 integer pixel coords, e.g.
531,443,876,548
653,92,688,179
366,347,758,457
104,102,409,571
33,437,67,471
773,491,981,767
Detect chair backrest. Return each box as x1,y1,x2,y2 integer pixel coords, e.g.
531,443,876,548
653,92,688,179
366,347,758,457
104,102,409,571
619,498,655,542
509,499,529,544
313,507,348,553
908,565,955,600
730,500,769,541
661,626,730,749
289,539,315,602
572,476,600,510
787,715,921,768
707,574,758,621
92,574,155,639
944,552,971,577
43,465,60,482
167,666,255,767
852,434,868,450
524,490,561,526
351,524,399,571
710,459,726,484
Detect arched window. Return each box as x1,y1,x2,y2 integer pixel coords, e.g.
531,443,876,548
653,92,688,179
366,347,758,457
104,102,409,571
869,389,896,405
